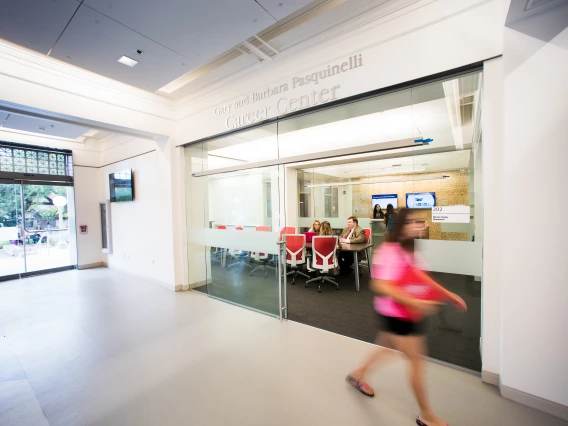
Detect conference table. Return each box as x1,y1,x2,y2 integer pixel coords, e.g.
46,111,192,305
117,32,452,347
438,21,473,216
306,242,373,291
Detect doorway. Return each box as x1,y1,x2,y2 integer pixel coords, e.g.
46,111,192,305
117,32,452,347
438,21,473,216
0,143,77,280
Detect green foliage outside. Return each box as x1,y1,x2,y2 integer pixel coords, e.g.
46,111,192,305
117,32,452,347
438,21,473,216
0,185,69,229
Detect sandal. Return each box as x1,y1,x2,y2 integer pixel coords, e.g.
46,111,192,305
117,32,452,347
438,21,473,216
416,417,448,426
345,375,374,397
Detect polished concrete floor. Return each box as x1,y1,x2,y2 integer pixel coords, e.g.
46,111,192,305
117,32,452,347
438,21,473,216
0,269,566,426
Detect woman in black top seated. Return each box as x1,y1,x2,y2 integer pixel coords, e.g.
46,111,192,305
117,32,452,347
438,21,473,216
372,204,385,219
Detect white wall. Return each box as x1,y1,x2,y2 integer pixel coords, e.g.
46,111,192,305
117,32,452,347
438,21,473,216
73,166,103,267
500,2,568,413
481,57,503,381
98,138,176,290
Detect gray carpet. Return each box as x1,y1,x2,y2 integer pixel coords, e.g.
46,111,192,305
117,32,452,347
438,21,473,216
195,255,482,372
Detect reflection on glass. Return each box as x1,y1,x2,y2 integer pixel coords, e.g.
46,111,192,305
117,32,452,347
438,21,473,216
22,184,77,273
198,166,281,316
200,124,278,172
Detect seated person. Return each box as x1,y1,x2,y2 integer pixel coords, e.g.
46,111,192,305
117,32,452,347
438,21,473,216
309,220,321,234
338,216,366,275
319,221,333,236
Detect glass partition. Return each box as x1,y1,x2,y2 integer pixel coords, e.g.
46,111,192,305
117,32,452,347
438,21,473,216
184,69,484,371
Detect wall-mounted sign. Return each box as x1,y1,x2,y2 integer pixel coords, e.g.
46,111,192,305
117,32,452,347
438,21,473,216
431,206,470,223
213,54,364,130
80,225,88,234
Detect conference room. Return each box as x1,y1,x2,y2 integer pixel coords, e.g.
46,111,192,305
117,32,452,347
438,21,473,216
185,69,483,372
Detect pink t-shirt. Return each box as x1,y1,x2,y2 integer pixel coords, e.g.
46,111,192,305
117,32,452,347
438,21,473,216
372,243,427,319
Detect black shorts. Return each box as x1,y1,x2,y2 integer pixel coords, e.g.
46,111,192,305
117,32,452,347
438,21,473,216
378,314,427,336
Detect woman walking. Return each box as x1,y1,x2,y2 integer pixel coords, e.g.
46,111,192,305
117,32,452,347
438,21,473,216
346,208,467,426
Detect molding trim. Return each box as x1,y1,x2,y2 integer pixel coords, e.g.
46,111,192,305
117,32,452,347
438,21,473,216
481,370,499,386
501,385,568,421
175,284,183,291
78,262,104,270
105,264,176,292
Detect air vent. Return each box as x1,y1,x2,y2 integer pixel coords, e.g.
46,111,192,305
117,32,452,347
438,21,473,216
525,0,554,11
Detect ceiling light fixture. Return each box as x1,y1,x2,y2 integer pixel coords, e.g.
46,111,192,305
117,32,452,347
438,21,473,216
117,55,139,67
343,164,428,174
305,175,450,188
442,79,464,150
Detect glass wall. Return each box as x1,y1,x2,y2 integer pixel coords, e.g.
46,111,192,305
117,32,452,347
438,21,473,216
184,70,484,371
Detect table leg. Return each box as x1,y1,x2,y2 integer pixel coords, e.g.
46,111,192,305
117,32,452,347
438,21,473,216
354,251,359,291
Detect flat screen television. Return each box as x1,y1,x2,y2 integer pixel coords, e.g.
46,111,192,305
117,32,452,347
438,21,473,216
406,192,436,208
372,194,398,210
109,170,134,202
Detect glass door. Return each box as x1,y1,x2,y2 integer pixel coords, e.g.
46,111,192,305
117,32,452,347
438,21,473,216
0,180,25,280
21,183,77,273
199,166,284,317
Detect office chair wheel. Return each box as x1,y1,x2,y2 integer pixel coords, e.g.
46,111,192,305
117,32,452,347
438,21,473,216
291,279,295,285
305,284,308,288
336,287,340,290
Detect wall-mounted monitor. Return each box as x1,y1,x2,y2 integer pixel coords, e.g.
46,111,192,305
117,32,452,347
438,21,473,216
372,194,398,209
406,192,436,208
109,170,134,202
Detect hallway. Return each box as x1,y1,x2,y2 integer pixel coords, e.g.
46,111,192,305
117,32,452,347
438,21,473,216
0,269,565,426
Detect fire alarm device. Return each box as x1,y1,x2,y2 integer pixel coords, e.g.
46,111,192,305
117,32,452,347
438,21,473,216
80,225,88,234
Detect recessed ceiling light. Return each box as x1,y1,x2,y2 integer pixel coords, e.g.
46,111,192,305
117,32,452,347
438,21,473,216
117,55,138,67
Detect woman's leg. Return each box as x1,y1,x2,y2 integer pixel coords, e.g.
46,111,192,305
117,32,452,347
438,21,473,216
349,332,396,381
392,335,445,426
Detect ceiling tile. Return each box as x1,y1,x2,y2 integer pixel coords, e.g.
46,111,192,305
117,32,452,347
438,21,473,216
82,0,276,64
0,0,79,54
2,113,90,139
255,0,315,20
50,5,197,90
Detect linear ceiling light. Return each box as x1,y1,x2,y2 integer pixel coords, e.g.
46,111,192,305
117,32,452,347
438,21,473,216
343,164,428,174
305,175,450,188
442,79,464,150
117,55,139,67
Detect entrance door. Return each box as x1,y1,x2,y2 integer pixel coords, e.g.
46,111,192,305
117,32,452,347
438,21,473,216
21,183,77,274
0,180,24,279
196,165,286,318
0,180,77,280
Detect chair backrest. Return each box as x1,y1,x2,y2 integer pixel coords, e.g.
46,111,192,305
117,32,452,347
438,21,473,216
285,234,306,266
312,236,338,272
279,226,296,240
217,225,227,230
252,226,270,258
363,228,371,243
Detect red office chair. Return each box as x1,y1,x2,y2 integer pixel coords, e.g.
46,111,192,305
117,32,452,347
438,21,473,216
212,225,227,266
250,226,275,277
359,227,372,277
227,227,252,271
285,234,310,284
306,236,338,292
279,226,296,240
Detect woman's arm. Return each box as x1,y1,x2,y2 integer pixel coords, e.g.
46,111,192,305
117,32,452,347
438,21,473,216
371,278,440,315
413,269,467,311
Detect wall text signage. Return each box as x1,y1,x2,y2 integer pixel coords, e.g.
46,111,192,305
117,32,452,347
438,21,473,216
431,206,471,223
213,54,363,130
